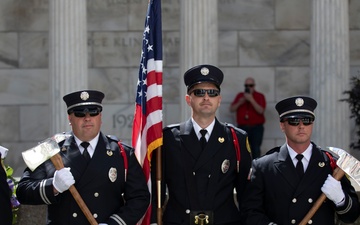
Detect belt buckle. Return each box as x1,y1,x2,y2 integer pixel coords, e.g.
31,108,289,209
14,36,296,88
195,213,209,225
190,211,213,225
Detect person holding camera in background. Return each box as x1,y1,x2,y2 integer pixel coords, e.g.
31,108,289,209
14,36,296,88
230,77,266,159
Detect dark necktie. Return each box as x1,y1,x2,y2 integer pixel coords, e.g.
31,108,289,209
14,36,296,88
81,142,91,163
200,129,207,150
296,154,304,178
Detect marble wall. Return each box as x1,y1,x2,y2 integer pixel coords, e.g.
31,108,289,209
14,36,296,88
1,0,360,180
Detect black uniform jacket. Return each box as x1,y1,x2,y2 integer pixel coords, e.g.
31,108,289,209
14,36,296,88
151,118,252,225
0,164,12,225
241,143,360,225
17,132,150,225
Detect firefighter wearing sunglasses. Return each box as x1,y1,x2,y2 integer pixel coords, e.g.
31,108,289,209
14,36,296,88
151,64,252,225
241,96,359,225
17,90,150,225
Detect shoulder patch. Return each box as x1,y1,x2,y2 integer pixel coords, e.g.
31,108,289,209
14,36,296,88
246,137,251,154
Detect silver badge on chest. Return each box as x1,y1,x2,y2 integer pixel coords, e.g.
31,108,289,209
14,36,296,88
221,159,230,174
108,167,117,182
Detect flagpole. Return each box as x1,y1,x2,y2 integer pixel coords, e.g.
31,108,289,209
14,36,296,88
156,146,162,225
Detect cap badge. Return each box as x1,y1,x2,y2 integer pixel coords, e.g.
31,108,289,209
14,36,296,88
108,167,117,182
200,67,209,76
80,91,90,101
221,159,230,173
295,97,304,107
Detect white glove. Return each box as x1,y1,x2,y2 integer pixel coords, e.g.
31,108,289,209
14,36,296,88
0,146,9,159
321,174,345,205
53,168,75,193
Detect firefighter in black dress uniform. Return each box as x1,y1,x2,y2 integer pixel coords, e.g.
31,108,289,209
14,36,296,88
241,96,360,225
151,65,252,225
17,90,150,225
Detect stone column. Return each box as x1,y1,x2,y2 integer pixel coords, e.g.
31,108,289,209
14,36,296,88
49,0,88,134
311,0,349,149
180,0,219,120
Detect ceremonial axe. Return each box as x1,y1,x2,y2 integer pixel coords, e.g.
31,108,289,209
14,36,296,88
299,147,360,225
22,134,98,225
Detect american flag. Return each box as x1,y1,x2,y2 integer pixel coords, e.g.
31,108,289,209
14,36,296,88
132,0,163,224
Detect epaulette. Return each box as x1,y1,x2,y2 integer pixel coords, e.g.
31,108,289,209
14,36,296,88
106,134,120,142
224,122,247,135
119,141,133,152
164,123,180,131
265,146,281,155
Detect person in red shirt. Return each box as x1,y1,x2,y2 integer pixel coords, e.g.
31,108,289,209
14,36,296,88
230,77,266,158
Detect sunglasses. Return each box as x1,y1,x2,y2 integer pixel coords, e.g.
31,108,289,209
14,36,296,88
244,84,254,88
191,89,220,97
283,118,314,126
72,109,101,118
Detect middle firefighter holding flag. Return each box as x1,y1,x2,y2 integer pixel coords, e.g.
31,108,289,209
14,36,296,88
150,64,252,225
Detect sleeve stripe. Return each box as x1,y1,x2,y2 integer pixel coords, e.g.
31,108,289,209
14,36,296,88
110,214,126,225
40,179,51,204
337,196,352,215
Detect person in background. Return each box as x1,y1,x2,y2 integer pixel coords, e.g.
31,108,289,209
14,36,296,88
230,77,266,159
17,90,150,225
151,64,252,225
0,146,12,225
241,96,360,225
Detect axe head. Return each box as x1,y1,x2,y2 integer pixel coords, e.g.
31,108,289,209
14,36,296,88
327,147,360,186
22,133,71,171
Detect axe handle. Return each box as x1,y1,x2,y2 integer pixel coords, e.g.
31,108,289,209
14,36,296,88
51,153,98,225
298,167,345,225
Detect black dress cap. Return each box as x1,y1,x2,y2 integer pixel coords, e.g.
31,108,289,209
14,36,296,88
63,90,105,114
275,96,317,120
183,64,224,92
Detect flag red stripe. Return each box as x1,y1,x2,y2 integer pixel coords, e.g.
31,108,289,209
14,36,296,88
147,71,163,86
145,97,162,116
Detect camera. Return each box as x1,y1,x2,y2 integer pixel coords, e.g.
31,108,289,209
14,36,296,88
245,87,250,93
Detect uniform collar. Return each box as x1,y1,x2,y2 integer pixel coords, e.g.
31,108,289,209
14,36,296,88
74,133,100,156
191,118,215,140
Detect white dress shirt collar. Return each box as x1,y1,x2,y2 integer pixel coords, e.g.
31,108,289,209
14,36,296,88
191,118,215,141
287,143,312,171
74,133,100,157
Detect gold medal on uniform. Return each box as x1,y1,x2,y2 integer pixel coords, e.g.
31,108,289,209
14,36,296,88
218,137,224,143
108,167,117,182
221,159,230,174
318,162,325,167
107,150,113,156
